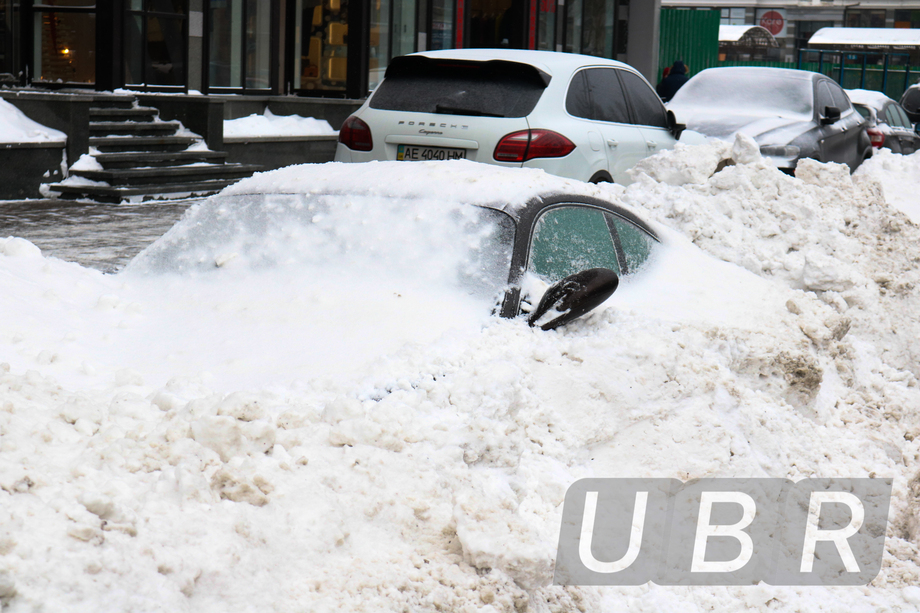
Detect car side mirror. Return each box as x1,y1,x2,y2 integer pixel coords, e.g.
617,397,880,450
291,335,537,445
667,110,686,140
527,268,619,331
822,106,841,125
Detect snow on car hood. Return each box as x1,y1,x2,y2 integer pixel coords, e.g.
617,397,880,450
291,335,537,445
2,142,920,612
676,112,813,144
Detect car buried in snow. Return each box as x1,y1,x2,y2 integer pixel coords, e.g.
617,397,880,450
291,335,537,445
131,160,659,331
666,66,873,174
334,49,689,185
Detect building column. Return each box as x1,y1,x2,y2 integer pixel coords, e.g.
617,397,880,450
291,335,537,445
626,0,660,83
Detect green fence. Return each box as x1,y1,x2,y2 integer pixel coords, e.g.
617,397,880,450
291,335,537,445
658,8,720,82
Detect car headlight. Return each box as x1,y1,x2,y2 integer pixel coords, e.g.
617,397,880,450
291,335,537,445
759,145,800,157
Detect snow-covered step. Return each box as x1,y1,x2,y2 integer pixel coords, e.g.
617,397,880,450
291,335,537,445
93,150,229,169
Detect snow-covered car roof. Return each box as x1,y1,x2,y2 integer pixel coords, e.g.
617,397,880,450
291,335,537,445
845,88,894,111
690,65,818,82
221,159,620,217
408,48,637,80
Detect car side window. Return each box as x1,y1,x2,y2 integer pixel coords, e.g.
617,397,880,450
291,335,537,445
816,82,835,115
529,207,621,283
585,68,631,124
565,71,593,120
619,70,669,129
609,216,655,273
895,105,913,128
884,105,901,127
827,82,852,112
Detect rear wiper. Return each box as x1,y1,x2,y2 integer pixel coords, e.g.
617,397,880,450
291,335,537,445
435,104,504,118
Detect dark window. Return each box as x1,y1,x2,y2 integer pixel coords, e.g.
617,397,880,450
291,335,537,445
886,104,910,128
816,81,835,115
894,9,920,29
902,88,920,113
795,21,833,53
619,70,668,128
827,81,851,112
125,0,188,88
209,0,272,91
370,57,548,117
854,104,870,120
565,70,592,119
586,68,630,124
565,68,630,124
30,2,96,84
845,9,886,28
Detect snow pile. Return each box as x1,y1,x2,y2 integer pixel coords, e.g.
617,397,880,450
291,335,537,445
0,98,66,143
1,149,920,612
855,147,920,224
223,108,336,138
626,136,920,377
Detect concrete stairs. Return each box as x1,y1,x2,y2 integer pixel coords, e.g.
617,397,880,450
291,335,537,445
45,95,260,204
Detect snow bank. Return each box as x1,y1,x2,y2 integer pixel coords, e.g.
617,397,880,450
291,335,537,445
0,98,66,143
854,148,920,224
1,146,920,612
223,109,336,138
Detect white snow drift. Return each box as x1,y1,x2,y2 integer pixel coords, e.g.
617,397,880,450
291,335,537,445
1,143,919,612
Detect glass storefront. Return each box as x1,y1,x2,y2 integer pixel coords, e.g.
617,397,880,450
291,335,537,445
32,1,95,84
0,0,20,78
292,0,349,93
209,0,271,90
124,0,188,88
7,0,627,97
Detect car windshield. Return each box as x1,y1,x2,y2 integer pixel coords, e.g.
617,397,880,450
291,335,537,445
369,57,548,118
671,71,814,120
126,192,516,304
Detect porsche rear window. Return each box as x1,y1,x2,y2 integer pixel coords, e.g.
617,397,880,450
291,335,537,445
369,56,549,118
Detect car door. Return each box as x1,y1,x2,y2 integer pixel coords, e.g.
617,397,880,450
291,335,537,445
566,68,646,184
618,70,677,165
886,104,917,155
815,80,854,166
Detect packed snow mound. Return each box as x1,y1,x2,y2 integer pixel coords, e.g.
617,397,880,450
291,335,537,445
2,143,920,612
223,109,337,138
854,147,920,224
0,98,66,143
620,135,920,378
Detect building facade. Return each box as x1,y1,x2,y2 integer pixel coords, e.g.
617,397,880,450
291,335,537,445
662,1,920,65
0,0,664,101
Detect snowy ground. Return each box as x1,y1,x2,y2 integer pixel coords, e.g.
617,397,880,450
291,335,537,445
1,141,920,612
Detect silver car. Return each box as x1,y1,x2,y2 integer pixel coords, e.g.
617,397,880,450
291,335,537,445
335,49,688,184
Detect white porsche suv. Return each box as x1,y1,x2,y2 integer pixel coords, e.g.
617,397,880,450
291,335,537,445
334,49,687,184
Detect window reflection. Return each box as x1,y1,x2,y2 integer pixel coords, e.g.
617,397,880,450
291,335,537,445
34,11,95,83
293,0,348,92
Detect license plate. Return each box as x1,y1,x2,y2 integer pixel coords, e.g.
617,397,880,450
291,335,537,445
397,145,466,161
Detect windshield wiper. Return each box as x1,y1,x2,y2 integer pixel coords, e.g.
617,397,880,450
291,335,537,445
435,104,504,118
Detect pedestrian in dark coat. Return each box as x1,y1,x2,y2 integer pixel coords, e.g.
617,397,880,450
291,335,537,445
656,61,689,102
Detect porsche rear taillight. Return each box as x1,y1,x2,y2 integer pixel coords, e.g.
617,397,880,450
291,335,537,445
493,129,576,162
338,116,374,152
868,127,885,148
